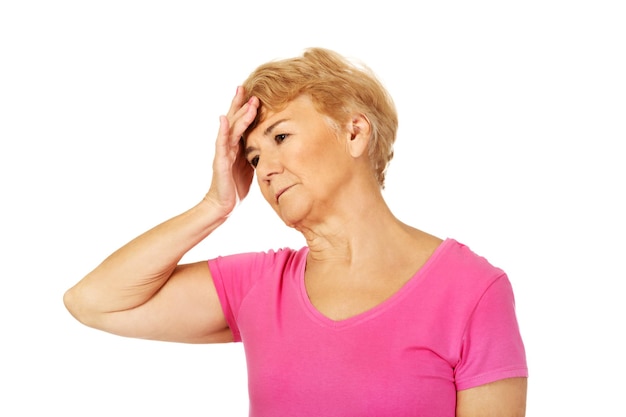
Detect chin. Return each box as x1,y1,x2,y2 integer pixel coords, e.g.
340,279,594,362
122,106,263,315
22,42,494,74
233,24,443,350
277,212,302,229
276,204,310,229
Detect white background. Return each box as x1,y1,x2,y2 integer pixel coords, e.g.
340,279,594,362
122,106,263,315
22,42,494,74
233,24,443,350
1,1,624,415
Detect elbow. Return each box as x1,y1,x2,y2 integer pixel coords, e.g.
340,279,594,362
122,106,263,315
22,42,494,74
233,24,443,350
63,285,93,327
63,286,81,321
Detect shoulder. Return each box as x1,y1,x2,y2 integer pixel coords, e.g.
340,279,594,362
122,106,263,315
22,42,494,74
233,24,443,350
418,238,511,317
208,246,308,276
206,247,308,330
434,238,506,285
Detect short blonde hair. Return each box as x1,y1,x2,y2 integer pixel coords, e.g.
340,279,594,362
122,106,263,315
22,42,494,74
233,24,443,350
242,48,398,188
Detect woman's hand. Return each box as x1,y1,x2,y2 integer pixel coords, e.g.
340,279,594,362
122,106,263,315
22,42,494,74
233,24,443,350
204,86,259,215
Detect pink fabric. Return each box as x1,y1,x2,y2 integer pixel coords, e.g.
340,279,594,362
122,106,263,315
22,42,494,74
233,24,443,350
208,238,527,416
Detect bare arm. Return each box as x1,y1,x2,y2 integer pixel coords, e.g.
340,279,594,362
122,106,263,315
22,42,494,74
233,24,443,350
63,87,259,343
63,202,232,343
456,377,527,417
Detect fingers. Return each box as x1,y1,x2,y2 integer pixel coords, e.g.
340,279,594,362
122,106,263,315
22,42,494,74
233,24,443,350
223,86,259,147
226,86,258,125
208,88,259,210
215,115,230,149
226,86,247,118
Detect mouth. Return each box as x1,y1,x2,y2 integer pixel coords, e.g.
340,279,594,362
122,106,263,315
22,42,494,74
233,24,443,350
275,185,294,203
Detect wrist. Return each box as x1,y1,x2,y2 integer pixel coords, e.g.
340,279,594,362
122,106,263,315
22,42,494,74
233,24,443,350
200,193,236,220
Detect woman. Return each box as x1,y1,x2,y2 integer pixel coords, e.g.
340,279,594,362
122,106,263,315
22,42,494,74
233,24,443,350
64,48,528,416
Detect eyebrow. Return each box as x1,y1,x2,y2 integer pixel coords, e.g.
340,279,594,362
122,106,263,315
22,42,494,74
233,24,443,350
244,118,290,157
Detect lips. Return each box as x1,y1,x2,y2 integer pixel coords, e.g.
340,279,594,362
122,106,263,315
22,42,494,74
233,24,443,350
275,185,294,203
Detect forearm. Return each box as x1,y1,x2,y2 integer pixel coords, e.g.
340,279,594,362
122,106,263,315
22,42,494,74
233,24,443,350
64,199,228,319
65,86,258,332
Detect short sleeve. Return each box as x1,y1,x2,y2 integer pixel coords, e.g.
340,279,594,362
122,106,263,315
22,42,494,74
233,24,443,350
208,251,272,343
208,255,243,342
454,274,528,390
207,248,300,343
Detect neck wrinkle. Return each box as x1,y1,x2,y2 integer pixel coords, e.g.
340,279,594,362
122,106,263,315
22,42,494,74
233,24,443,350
298,195,403,269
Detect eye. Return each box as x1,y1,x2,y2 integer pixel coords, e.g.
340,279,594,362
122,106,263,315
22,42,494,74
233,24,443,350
275,133,288,143
249,155,259,168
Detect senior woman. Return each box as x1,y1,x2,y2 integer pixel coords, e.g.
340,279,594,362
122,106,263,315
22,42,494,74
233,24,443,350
64,48,528,416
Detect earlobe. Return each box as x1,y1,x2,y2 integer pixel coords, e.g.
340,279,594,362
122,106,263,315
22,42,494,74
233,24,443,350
346,114,371,158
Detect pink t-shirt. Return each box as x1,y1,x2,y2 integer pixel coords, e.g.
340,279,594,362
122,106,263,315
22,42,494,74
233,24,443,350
209,238,527,416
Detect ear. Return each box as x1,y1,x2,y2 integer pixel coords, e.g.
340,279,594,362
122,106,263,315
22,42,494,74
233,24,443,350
344,113,371,158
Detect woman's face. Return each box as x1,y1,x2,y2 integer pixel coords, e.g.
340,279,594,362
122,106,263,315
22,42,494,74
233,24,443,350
244,95,354,228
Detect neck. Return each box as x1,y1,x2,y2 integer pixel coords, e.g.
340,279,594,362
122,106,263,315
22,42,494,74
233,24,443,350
296,186,413,268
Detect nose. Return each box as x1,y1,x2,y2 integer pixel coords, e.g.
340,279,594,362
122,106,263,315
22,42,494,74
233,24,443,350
256,149,283,184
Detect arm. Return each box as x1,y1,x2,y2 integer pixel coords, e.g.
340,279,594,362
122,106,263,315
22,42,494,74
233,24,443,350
453,272,528,416
456,377,527,417
63,87,260,343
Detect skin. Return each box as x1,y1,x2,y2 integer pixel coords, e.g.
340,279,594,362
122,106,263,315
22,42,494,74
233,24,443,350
64,86,527,416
